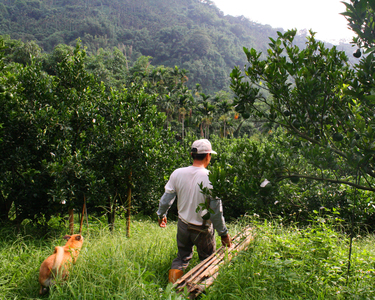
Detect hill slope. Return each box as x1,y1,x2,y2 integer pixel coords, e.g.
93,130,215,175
0,0,354,93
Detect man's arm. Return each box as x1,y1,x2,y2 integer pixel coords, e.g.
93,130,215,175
156,192,176,227
209,197,228,236
209,197,232,246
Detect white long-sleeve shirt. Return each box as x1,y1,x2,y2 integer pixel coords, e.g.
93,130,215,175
157,166,228,236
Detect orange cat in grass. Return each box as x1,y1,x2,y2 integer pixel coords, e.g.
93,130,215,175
38,234,84,295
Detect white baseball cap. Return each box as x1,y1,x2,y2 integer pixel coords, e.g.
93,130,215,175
191,139,217,154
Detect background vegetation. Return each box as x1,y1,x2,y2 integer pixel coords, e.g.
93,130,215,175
0,0,354,94
0,0,374,230
0,0,373,227
1,0,375,298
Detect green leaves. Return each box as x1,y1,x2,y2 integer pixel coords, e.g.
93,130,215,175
0,40,189,225
341,0,375,50
230,27,375,199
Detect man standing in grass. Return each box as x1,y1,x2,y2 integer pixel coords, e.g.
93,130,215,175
157,139,231,283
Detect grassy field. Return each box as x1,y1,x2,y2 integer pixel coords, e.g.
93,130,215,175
1,215,375,299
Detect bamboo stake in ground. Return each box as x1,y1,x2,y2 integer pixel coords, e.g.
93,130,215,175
173,226,254,299
68,208,74,235
79,196,86,234
126,171,132,237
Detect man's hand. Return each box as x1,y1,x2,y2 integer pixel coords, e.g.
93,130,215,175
158,216,167,228
221,234,232,247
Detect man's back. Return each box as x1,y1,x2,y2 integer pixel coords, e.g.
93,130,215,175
166,166,211,225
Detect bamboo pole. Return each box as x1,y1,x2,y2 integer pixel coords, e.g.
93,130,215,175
79,196,86,234
68,208,74,235
174,226,254,299
126,170,132,237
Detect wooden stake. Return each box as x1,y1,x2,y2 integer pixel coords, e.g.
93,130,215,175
79,195,86,234
126,170,132,237
85,198,89,230
68,208,74,235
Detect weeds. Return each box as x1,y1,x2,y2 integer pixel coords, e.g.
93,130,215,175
0,215,374,299
205,215,375,300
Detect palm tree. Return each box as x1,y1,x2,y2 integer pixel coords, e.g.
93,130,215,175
179,107,187,140
196,93,216,139
161,95,175,130
216,98,233,138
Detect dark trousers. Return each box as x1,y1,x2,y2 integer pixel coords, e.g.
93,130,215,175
171,218,216,270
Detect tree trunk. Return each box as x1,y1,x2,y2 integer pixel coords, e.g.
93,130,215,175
68,208,74,234
79,196,86,234
0,193,12,222
182,116,185,140
233,120,244,138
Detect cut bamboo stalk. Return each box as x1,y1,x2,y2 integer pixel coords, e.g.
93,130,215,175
174,226,254,299
79,195,86,234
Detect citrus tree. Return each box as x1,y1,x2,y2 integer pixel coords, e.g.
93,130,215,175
342,0,375,52
228,1,375,224
0,42,103,225
0,39,189,231
232,33,374,178
0,37,60,223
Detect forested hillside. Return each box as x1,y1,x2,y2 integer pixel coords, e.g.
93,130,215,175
0,0,354,93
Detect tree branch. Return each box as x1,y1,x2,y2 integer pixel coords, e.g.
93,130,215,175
279,174,375,192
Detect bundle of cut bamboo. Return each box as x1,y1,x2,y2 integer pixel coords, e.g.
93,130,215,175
174,226,254,299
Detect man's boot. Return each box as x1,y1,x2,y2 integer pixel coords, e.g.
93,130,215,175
168,269,183,283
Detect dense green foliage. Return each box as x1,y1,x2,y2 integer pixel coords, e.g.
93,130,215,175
208,134,375,229
0,27,277,227
227,0,375,227
341,0,375,51
0,0,353,94
231,30,375,186
1,0,375,233
0,38,189,226
0,35,258,227
1,1,375,299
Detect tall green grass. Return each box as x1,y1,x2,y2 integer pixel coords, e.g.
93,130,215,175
0,215,374,299
206,217,375,299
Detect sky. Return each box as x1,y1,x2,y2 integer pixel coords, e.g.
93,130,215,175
211,0,354,43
